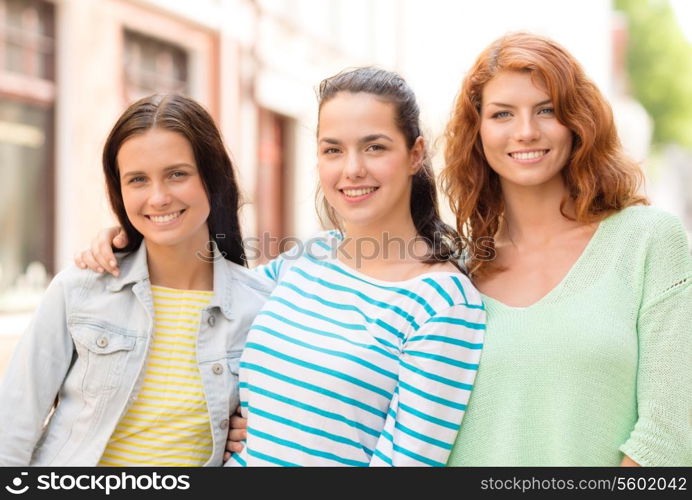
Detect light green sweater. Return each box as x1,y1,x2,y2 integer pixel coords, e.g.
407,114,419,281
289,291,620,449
448,206,692,466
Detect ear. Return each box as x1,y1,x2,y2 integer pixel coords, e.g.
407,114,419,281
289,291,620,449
409,136,425,175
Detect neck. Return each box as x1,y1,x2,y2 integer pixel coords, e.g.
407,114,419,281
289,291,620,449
145,237,214,291
340,214,425,267
499,177,578,245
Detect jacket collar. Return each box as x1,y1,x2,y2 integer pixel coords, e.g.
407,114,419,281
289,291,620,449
107,243,149,292
106,242,236,320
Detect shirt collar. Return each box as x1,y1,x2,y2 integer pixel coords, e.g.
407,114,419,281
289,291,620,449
106,242,237,320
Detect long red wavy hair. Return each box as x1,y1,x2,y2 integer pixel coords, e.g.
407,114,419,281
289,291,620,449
441,32,648,278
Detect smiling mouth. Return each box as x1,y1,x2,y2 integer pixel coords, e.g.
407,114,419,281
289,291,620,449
340,187,379,198
146,209,185,224
509,150,549,160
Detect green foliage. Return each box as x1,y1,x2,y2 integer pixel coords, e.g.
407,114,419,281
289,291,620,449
615,0,692,147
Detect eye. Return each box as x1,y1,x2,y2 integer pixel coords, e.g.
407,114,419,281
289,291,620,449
322,147,341,155
365,143,386,152
491,111,511,119
170,170,188,179
128,176,147,184
538,107,555,115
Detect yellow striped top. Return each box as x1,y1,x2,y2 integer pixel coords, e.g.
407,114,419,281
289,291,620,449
98,286,214,466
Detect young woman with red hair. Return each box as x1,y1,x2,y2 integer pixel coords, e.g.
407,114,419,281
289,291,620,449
441,32,691,466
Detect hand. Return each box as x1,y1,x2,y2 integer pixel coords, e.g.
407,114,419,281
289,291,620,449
223,407,248,462
74,226,127,276
620,455,640,467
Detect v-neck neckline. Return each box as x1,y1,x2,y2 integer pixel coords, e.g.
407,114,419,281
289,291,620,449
480,215,609,311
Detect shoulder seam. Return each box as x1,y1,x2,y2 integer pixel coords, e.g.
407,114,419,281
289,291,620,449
640,273,692,313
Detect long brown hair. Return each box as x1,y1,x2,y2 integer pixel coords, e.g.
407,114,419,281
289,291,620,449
317,67,461,265
102,94,246,266
441,32,648,278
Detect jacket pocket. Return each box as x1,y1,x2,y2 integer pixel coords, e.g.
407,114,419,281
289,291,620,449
69,320,138,397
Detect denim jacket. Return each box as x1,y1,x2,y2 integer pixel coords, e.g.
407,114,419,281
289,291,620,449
0,243,274,466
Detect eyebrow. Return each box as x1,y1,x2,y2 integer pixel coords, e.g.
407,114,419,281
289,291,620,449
319,133,394,145
485,99,553,109
120,163,195,178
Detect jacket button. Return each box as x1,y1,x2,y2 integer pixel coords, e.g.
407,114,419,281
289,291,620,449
212,363,224,375
96,335,109,348
207,314,216,327
220,419,229,429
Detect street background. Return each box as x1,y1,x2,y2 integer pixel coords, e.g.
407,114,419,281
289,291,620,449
1,0,691,376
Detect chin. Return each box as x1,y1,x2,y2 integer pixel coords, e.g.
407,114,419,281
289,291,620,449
505,172,562,188
339,209,379,225
143,233,187,248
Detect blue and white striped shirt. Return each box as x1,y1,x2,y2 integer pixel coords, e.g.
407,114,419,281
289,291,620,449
228,232,485,466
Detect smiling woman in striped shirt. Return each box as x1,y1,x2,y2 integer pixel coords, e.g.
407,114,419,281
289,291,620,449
221,68,485,467
77,68,486,467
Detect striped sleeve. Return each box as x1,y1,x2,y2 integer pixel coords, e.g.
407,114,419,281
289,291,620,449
369,302,485,466
252,256,285,283
251,242,311,284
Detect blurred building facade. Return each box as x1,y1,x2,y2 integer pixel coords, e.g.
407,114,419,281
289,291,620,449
0,0,406,342
1,0,628,363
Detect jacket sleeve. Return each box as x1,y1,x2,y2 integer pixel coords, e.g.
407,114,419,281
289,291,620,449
619,214,692,466
369,302,485,466
0,271,76,465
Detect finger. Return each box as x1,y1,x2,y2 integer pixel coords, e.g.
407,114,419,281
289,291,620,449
228,429,247,441
225,441,244,453
93,229,120,277
74,251,87,269
113,228,128,249
81,248,104,273
223,452,230,462
230,415,248,429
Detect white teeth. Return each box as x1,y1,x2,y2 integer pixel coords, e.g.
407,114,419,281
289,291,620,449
342,187,377,197
510,150,547,160
149,211,182,223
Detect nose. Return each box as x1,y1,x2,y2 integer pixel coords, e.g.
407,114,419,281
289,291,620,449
343,151,366,179
514,113,541,142
148,181,172,208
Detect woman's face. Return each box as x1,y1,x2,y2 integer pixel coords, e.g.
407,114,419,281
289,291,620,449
317,91,422,231
118,128,210,252
479,71,573,190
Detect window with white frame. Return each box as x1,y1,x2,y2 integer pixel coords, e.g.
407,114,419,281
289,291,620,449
123,30,189,102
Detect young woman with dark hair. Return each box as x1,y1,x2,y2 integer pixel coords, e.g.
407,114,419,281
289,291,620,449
75,68,486,467
441,32,691,466
226,67,484,466
0,94,272,465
